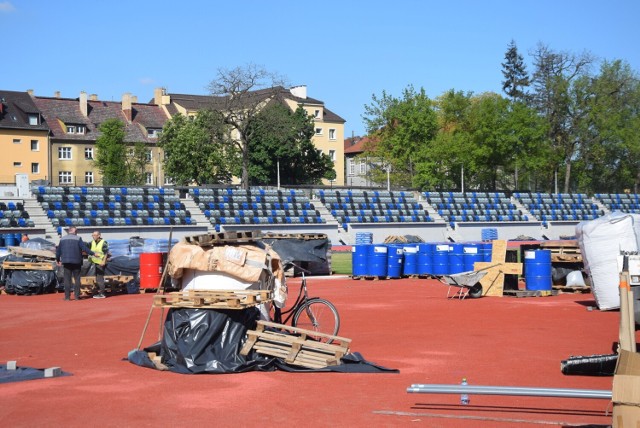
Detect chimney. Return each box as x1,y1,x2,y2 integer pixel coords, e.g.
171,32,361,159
122,93,132,122
154,87,168,105
79,91,88,117
289,85,307,99
131,95,138,104
90,94,98,101
27,89,34,97
54,91,61,98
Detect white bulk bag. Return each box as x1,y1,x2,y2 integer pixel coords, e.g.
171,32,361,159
576,212,640,310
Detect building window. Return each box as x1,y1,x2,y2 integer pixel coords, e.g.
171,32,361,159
314,109,321,119
147,128,161,138
66,124,86,134
13,162,22,167
59,171,72,184
145,172,153,185
66,125,75,134
85,147,93,160
359,160,366,174
146,150,152,162
28,114,39,125
58,147,72,160
329,150,336,161
13,138,21,144
315,127,323,136
31,163,39,173
328,129,336,140
348,159,355,176
31,140,39,151
85,171,94,184
164,176,174,185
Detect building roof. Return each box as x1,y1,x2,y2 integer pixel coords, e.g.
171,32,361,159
344,136,375,154
161,86,346,123
0,90,49,131
33,96,169,143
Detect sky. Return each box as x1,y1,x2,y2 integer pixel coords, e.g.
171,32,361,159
3,0,639,137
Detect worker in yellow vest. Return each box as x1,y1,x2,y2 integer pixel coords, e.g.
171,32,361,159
90,231,109,299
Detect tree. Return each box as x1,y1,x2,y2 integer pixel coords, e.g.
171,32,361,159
207,64,286,189
94,118,149,185
158,110,238,186
362,85,438,188
501,40,530,102
530,43,594,192
247,103,335,186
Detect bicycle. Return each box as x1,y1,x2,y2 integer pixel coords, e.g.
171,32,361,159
271,265,340,342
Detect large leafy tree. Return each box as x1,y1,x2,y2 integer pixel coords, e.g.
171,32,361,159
530,44,594,192
158,110,238,186
247,103,335,185
207,64,285,189
362,85,438,188
94,118,149,185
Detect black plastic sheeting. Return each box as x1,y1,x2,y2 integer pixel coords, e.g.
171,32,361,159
128,308,398,374
261,238,329,265
20,237,57,252
561,353,617,376
2,255,58,295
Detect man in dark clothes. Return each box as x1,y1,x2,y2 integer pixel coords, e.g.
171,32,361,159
56,226,94,301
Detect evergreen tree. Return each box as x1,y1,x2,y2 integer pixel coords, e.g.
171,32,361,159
501,40,530,102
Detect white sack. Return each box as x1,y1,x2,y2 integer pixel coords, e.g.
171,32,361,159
576,212,640,310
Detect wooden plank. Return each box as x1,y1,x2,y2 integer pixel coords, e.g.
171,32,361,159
475,240,523,297
7,246,56,260
153,289,272,309
184,231,262,246
2,261,54,270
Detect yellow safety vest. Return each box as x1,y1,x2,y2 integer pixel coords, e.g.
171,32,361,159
90,239,106,265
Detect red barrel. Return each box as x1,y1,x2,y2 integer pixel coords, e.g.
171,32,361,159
140,253,163,289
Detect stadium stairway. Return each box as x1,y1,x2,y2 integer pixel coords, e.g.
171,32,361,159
23,196,58,238
182,194,214,232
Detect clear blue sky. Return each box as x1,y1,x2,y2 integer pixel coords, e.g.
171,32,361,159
3,0,639,137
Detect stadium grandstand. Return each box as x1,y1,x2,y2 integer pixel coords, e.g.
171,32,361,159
0,185,634,245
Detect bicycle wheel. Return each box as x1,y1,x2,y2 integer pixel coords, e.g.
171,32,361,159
292,298,340,342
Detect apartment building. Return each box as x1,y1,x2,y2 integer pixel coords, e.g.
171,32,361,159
154,85,346,186
32,92,170,186
0,90,50,184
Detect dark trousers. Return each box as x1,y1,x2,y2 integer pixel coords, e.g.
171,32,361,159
95,264,106,294
63,263,82,300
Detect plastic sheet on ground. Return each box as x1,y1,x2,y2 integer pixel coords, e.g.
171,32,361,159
128,308,398,374
0,364,72,383
2,255,58,295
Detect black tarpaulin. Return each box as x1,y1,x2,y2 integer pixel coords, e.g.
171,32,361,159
262,238,329,265
128,308,398,374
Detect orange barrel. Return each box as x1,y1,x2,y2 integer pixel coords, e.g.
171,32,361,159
139,252,163,289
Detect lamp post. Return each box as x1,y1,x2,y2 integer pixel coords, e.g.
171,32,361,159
277,158,280,190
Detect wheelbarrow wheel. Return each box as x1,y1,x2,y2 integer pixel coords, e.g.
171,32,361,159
468,283,483,299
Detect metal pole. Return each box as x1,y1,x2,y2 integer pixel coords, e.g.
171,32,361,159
407,384,611,400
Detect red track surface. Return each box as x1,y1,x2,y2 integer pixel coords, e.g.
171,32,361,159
0,277,624,427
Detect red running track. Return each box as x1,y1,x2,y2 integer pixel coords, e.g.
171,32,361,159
0,277,623,427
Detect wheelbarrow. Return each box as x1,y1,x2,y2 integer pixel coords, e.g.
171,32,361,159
439,268,493,300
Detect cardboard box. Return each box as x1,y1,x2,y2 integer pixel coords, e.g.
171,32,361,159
612,349,640,427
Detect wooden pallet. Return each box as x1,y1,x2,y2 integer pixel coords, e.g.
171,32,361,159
184,231,262,246
553,285,591,294
7,246,57,260
262,232,328,241
2,261,55,271
503,289,559,297
240,320,351,369
81,275,134,287
153,289,272,309
539,241,582,263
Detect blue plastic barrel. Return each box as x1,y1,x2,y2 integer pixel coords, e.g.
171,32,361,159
463,243,482,271
403,245,419,276
4,233,17,247
417,243,433,275
432,244,450,275
524,250,552,291
482,242,493,262
368,245,388,277
386,245,404,278
352,244,369,277
448,243,465,274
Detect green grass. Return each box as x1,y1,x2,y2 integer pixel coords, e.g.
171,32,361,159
331,251,352,275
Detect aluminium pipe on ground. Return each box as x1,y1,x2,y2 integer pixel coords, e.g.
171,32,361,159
407,384,612,400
